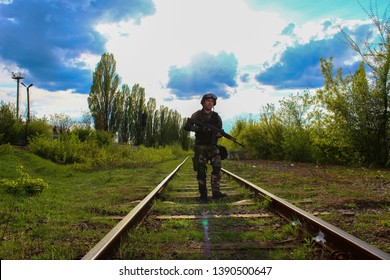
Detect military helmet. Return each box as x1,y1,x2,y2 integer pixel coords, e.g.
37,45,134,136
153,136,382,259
201,93,217,106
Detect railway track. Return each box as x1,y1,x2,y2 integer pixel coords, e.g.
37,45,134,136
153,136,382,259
82,157,390,260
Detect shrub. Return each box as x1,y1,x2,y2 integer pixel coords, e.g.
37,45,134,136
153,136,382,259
27,117,51,139
0,143,13,154
0,166,48,195
72,126,94,142
29,134,85,164
95,130,114,146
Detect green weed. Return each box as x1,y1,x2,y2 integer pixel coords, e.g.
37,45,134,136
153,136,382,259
0,166,48,195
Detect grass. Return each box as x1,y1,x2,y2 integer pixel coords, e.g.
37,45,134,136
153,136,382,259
0,145,189,259
1,146,389,259
223,159,390,255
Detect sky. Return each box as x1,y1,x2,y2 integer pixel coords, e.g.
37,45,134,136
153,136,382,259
0,0,387,131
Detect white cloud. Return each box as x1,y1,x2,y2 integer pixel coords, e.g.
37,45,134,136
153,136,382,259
98,0,288,93
29,89,89,118
87,0,293,124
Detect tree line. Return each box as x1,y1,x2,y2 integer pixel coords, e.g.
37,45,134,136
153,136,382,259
88,52,191,149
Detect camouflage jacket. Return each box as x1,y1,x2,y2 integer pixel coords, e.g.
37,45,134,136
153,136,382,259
184,109,222,145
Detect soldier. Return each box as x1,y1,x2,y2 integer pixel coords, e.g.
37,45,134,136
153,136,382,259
184,93,227,203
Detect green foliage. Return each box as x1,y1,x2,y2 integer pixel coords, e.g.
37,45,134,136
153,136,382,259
29,134,85,164
48,113,74,137
0,143,13,154
282,127,313,162
0,166,48,195
220,118,247,152
242,121,276,159
230,2,390,167
88,52,122,132
128,84,146,146
0,102,52,145
311,58,387,166
0,102,24,145
279,93,313,162
72,126,94,142
27,117,52,139
235,52,389,167
27,129,190,169
87,53,190,149
94,130,115,146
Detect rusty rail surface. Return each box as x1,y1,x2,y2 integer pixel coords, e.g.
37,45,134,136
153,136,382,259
222,168,390,260
82,157,189,260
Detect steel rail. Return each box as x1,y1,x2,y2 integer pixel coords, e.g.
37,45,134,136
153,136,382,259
222,168,390,260
82,156,189,260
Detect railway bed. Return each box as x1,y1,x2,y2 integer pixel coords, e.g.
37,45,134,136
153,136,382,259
82,157,390,260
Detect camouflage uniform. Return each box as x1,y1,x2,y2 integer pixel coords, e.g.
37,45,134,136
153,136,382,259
184,109,225,200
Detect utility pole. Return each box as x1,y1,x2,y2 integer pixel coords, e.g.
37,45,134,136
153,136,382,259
21,82,33,145
21,82,33,123
12,72,25,119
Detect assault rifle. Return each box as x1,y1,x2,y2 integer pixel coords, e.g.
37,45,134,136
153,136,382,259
189,119,245,148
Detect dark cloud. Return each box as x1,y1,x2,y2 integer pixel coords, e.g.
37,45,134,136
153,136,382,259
167,51,238,99
0,0,155,93
256,24,372,89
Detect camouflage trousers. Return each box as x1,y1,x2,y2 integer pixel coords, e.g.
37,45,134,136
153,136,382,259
194,144,222,197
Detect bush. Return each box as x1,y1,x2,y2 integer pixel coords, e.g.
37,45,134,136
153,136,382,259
27,117,51,139
0,102,25,145
72,126,93,142
282,128,313,162
0,143,13,154
28,130,190,170
29,134,85,164
0,166,48,195
95,130,114,146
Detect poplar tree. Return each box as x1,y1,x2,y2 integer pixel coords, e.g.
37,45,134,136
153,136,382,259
145,98,156,147
119,84,131,143
88,52,122,133
129,84,146,145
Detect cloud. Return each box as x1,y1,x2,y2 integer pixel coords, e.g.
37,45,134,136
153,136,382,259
255,23,372,89
281,23,296,36
240,73,250,83
0,0,155,93
167,51,238,99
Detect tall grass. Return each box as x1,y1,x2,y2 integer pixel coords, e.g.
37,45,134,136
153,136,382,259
28,135,189,169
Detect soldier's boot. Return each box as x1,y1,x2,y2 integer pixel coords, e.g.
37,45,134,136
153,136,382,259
198,180,208,203
211,173,227,199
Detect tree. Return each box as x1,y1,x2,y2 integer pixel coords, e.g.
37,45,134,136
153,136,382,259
312,57,386,165
278,92,313,162
79,112,93,129
339,1,390,166
129,84,146,145
88,52,122,133
119,84,131,144
49,113,74,133
145,97,156,147
0,102,22,144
